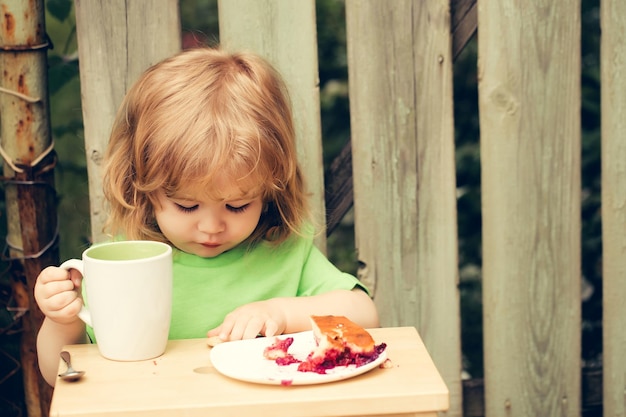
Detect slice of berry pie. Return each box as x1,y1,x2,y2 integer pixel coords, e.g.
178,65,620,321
263,315,386,374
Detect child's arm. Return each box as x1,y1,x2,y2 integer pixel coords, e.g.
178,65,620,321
37,317,88,386
34,266,89,386
209,288,379,341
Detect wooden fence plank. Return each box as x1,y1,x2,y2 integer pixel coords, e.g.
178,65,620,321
478,1,581,416
601,0,626,415
217,0,327,251
324,0,477,237
74,0,180,243
346,1,461,416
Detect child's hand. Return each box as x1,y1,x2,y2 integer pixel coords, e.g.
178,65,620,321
34,266,84,325
207,300,287,342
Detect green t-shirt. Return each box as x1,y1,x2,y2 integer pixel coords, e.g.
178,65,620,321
86,233,366,341
169,233,366,339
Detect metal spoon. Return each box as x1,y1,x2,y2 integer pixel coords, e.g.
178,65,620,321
58,351,85,382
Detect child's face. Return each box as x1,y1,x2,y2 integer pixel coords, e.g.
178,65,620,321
153,179,264,258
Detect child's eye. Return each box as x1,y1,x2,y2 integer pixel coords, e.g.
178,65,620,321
226,204,249,213
175,203,198,213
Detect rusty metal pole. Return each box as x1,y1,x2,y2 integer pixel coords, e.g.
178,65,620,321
0,1,57,415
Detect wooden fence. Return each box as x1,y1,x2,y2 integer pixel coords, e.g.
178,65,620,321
71,1,625,417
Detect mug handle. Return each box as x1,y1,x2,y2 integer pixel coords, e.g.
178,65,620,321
59,259,92,327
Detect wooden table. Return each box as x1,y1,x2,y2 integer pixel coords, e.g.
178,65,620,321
49,327,449,417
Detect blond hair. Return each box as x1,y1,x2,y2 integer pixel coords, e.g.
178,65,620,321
102,47,309,246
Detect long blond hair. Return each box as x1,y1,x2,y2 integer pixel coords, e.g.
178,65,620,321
102,47,309,246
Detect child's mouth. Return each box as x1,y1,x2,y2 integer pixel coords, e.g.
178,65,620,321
201,242,221,248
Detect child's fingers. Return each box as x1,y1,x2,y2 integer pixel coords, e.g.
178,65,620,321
37,266,72,284
206,335,224,347
226,316,265,341
44,295,83,323
68,269,83,289
35,266,84,321
263,320,279,338
35,277,72,307
38,267,83,291
45,290,78,313
62,296,84,316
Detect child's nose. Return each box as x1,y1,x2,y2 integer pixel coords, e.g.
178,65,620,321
198,214,224,234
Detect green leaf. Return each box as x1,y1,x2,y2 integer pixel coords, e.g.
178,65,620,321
47,0,72,22
47,55,79,96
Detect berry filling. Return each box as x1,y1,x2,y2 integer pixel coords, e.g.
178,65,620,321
297,343,387,374
263,336,387,374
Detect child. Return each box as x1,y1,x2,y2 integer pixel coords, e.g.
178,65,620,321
34,47,379,386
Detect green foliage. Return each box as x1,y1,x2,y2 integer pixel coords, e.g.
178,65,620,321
316,0,351,167
47,54,79,96
315,0,357,275
46,0,72,22
44,0,90,261
580,0,602,364
453,36,484,378
179,0,219,47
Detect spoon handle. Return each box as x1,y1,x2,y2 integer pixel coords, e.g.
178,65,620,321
60,351,72,367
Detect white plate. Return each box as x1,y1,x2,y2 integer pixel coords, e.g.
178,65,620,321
210,331,387,386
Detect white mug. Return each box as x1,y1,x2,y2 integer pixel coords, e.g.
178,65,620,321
61,240,173,361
